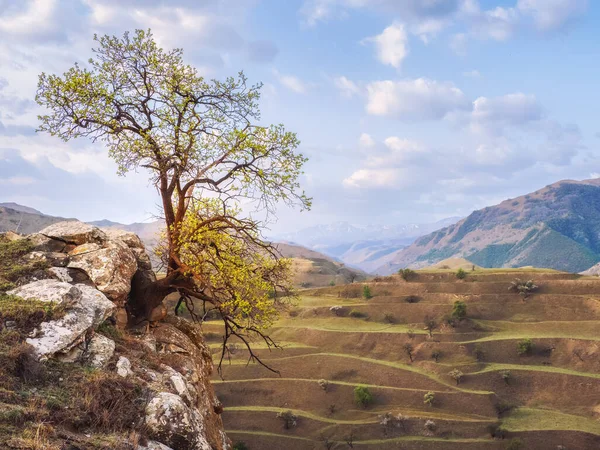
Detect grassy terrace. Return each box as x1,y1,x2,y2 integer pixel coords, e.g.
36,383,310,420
212,269,600,450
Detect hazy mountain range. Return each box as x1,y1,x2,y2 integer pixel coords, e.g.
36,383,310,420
376,178,600,274
272,218,462,272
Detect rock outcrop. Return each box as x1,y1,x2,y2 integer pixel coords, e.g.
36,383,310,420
2,222,229,450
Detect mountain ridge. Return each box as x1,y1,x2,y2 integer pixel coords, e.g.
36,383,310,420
376,178,600,274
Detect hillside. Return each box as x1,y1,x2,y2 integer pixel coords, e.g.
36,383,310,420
375,179,600,274
0,205,70,234
272,218,462,273
206,269,600,449
276,242,368,287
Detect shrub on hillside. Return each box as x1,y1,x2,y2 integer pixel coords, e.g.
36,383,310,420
456,268,467,279
509,278,539,299
423,316,437,337
354,385,374,408
318,379,329,392
349,309,367,319
276,410,298,429
451,300,467,321
487,423,507,439
473,343,485,362
233,443,249,450
338,285,362,298
406,329,415,339
403,342,414,362
495,400,516,417
398,268,417,281
431,349,442,363
423,391,435,407
517,338,534,356
328,280,335,286
404,295,421,303
448,368,464,385
379,412,409,432
501,370,512,385
383,312,395,324
424,419,437,433
363,285,373,300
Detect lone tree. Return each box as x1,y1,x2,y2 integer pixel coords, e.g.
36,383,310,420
423,315,437,338
36,29,310,374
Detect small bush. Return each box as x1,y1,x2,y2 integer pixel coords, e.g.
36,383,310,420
329,280,335,286
354,385,373,408
406,329,415,339
473,343,485,362
487,423,507,439
509,278,538,299
349,309,367,319
423,316,437,337
383,312,395,324
363,285,373,300
517,338,534,356
448,368,464,385
404,295,421,303
501,370,511,385
451,300,467,320
403,342,414,362
456,268,467,280
495,400,516,417
506,438,524,450
424,419,436,432
338,285,362,298
233,443,249,450
423,391,435,406
431,349,442,363
398,268,417,281
318,379,329,392
277,410,298,429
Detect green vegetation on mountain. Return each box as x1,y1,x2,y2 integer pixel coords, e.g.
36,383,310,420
377,179,600,274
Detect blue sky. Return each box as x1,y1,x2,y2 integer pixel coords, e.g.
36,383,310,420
0,0,598,233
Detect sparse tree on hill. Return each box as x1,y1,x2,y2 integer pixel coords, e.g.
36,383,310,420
448,368,464,385
517,338,534,356
423,316,437,338
354,385,374,408
345,429,355,448
501,370,512,385
362,285,373,300
451,300,467,321
403,342,414,362
473,343,485,362
319,434,335,450
456,268,467,279
431,349,442,363
398,268,416,281
36,29,310,374
423,391,435,407
509,278,539,300
277,410,298,429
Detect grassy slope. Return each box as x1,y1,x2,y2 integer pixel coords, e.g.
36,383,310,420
213,269,600,450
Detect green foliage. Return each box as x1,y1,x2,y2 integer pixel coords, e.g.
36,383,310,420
517,338,534,356
233,442,249,450
468,244,515,268
0,294,65,334
0,238,45,293
353,385,373,408
451,300,467,320
362,285,373,300
398,268,416,281
328,280,335,286
455,268,467,279
501,370,512,385
423,391,435,406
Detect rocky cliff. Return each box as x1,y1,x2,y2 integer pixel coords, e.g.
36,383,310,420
0,221,229,450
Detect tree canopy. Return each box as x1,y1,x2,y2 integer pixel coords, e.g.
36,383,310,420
36,29,311,373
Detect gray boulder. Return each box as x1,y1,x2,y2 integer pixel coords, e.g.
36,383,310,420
39,221,107,246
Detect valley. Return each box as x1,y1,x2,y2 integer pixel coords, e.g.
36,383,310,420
205,269,600,449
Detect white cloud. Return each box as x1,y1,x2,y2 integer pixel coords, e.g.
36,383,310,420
273,70,309,94
334,76,360,98
0,0,62,40
517,0,588,31
359,133,376,149
469,93,543,133
366,78,470,120
410,18,447,43
343,168,401,189
365,23,409,69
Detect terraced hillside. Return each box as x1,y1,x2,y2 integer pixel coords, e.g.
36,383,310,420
204,270,600,449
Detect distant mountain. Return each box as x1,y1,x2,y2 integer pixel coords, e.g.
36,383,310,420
272,217,461,273
0,202,44,215
0,205,71,235
375,178,600,274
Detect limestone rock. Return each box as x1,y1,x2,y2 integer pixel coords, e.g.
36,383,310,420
9,281,116,358
145,392,212,450
116,356,133,378
68,239,137,303
28,233,67,253
8,279,80,307
86,333,115,368
105,228,153,271
39,221,107,246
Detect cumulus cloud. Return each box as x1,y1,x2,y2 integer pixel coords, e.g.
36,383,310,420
334,76,361,98
469,93,543,133
273,70,310,94
366,78,470,120
343,168,401,189
517,0,588,31
358,133,376,149
364,23,409,69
